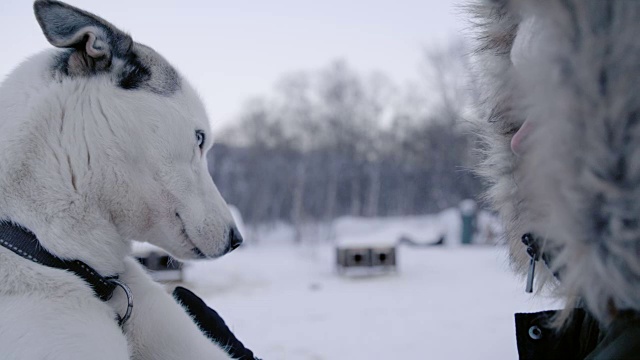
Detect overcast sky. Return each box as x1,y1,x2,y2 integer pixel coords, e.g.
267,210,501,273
0,0,465,130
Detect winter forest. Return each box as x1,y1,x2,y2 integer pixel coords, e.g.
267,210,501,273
208,41,484,231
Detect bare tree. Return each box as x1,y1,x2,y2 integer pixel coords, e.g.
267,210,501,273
207,46,484,235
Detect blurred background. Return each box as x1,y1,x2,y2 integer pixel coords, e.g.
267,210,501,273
1,1,559,359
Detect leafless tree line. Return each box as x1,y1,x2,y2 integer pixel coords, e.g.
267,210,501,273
208,41,483,230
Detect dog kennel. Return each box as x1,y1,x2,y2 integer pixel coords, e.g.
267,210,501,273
335,234,398,275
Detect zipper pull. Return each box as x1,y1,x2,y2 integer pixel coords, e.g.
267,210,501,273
526,257,536,293
522,233,539,293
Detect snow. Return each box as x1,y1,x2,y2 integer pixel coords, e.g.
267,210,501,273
179,243,560,359
333,213,454,247
459,199,477,215
248,208,503,248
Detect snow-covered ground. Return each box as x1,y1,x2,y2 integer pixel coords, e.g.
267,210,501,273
244,207,503,248
179,244,560,359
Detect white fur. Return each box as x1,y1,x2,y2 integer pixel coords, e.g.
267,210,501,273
0,3,238,359
470,0,640,324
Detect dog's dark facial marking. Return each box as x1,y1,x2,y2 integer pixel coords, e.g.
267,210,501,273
50,44,180,95
51,49,73,77
123,44,181,95
118,52,152,91
149,61,180,95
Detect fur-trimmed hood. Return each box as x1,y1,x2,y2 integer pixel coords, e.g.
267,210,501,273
470,0,640,324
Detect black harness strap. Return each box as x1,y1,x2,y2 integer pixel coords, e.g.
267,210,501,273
0,222,117,301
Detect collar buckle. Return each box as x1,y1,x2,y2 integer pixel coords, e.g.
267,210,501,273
108,278,133,327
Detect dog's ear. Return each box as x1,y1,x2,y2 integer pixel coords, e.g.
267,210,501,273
33,0,133,74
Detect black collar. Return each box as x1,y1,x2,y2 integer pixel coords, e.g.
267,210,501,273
0,221,117,301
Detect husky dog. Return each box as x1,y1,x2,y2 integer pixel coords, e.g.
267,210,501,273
471,0,640,326
0,1,243,359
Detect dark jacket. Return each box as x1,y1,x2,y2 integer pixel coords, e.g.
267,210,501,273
516,309,640,359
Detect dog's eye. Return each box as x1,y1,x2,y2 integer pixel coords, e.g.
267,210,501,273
195,130,205,149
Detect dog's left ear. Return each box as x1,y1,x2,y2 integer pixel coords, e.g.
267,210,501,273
34,0,133,74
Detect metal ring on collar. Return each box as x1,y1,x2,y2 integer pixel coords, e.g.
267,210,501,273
109,278,133,327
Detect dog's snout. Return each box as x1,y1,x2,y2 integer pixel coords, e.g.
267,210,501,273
229,227,243,251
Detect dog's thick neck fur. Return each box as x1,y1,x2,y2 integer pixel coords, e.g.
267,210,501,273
470,0,640,325
0,51,139,275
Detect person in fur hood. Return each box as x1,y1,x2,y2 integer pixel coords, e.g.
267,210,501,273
470,0,640,358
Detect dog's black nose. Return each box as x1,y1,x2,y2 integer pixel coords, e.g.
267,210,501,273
229,227,243,251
